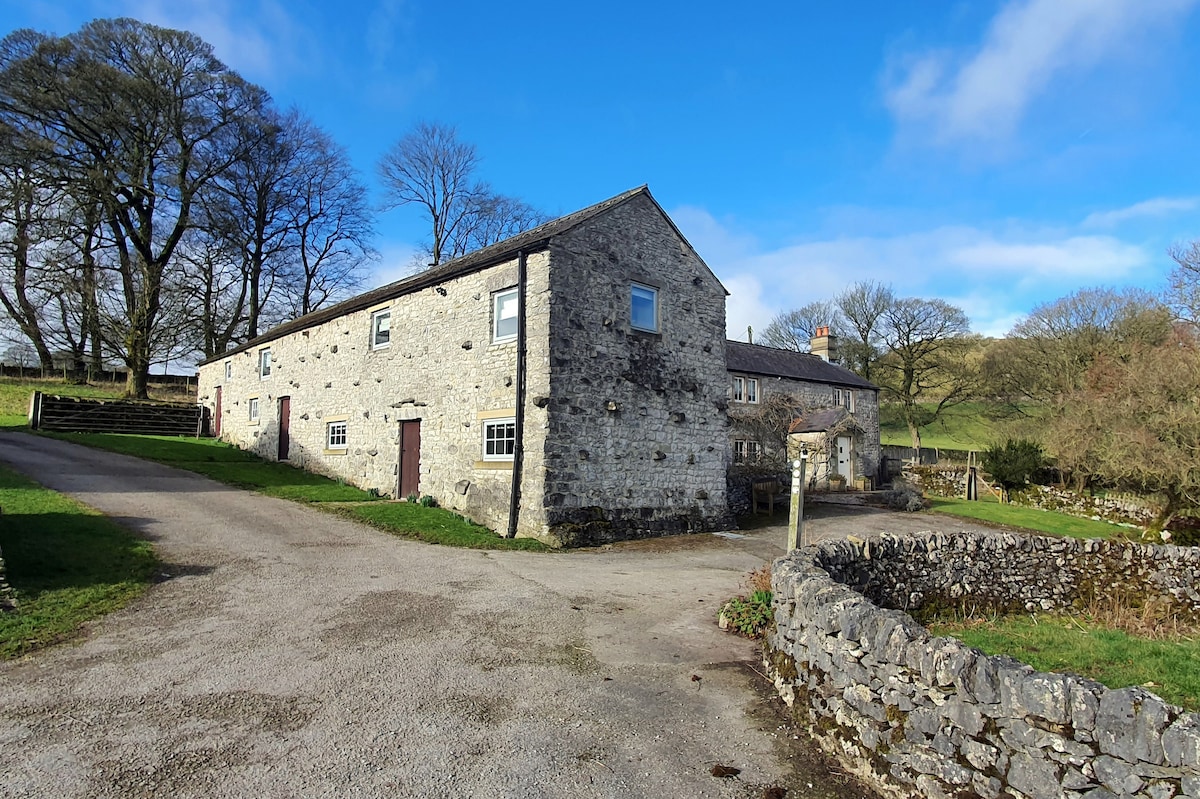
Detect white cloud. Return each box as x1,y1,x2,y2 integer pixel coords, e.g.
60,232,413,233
368,242,424,288
885,0,1197,143
673,207,1160,339
126,0,316,84
1082,197,1200,228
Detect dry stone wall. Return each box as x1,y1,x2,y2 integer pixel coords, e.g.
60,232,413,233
541,195,733,545
767,532,1200,798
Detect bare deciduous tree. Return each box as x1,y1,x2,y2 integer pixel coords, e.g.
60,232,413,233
1168,240,1200,326
875,297,976,455
378,122,543,267
759,301,842,353
836,281,894,380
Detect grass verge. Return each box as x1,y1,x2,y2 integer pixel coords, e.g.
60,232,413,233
929,612,1200,711
0,464,158,658
927,496,1123,539
345,502,549,551
43,432,377,503
42,432,541,549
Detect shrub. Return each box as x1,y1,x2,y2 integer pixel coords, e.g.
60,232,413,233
882,479,925,512
419,494,438,508
982,438,1046,502
720,591,774,639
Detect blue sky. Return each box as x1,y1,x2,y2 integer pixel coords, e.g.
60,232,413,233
7,0,1199,339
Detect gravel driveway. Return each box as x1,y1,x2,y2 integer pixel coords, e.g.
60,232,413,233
0,434,995,798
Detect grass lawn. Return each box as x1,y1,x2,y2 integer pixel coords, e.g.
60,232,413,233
345,502,549,551
929,614,1200,712
880,401,1048,451
44,432,378,503
39,432,539,548
0,464,158,658
927,496,1125,539
0,377,193,430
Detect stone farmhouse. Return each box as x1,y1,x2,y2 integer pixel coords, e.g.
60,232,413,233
197,187,880,546
727,336,880,489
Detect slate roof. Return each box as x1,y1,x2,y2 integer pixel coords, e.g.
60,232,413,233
725,340,877,390
788,407,861,434
201,185,722,365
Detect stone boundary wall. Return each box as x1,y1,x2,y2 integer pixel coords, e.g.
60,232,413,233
1012,485,1159,531
766,532,1200,799
0,544,16,612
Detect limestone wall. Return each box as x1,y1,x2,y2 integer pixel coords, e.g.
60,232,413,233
197,252,553,538
767,532,1200,798
541,194,733,545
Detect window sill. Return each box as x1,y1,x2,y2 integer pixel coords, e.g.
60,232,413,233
474,460,514,470
247,419,260,427
324,448,348,456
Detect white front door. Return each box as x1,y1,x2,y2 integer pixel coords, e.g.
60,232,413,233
836,436,852,479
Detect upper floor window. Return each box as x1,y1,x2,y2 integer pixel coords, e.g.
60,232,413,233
631,283,659,332
371,309,391,349
834,388,855,412
258,348,272,379
224,361,231,380
732,375,759,403
493,288,518,343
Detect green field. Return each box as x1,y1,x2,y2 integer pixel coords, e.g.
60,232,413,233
930,613,1200,711
0,464,158,657
880,402,1047,451
927,496,1126,539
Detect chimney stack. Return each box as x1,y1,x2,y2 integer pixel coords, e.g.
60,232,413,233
811,326,836,362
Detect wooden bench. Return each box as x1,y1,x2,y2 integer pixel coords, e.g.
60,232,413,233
751,478,786,515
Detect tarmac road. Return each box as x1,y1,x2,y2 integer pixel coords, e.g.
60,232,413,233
2,435,1009,798
0,433,898,798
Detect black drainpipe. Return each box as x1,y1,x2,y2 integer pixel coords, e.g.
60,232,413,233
506,250,528,538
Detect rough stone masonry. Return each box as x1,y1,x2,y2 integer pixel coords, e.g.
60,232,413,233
766,532,1200,799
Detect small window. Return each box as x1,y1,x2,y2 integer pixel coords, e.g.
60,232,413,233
224,361,231,380
493,288,518,342
370,309,391,349
631,283,658,332
248,397,260,422
834,388,854,412
733,440,761,465
258,348,272,379
482,417,516,461
732,375,758,404
326,421,348,450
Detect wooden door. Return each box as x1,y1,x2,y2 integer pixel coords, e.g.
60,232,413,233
836,435,852,479
398,420,421,498
214,387,222,437
278,396,291,460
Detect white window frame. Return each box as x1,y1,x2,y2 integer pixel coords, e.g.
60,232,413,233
482,417,517,462
630,282,659,333
326,420,348,450
370,308,391,350
834,388,855,412
733,440,761,465
492,288,519,343
258,348,272,379
732,375,759,404
224,361,231,380
247,397,260,423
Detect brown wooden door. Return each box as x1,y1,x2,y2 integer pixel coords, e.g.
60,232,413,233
278,396,291,460
214,387,222,437
398,420,421,498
